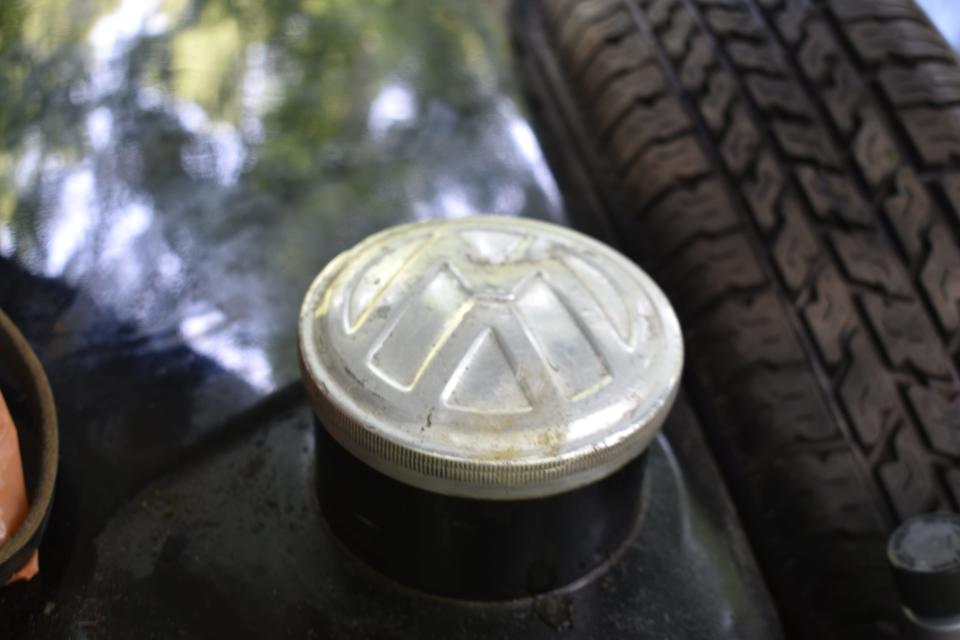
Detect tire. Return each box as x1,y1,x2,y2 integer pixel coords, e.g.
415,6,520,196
511,1,960,638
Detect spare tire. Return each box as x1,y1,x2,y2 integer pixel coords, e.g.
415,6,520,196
512,0,960,638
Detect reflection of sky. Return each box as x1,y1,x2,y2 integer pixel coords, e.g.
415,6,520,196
241,43,279,143
917,1,960,52
88,0,163,96
368,82,415,138
504,101,562,212
180,307,274,392
3,0,566,400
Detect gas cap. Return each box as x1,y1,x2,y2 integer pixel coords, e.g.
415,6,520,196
890,513,960,637
299,216,682,499
299,216,683,598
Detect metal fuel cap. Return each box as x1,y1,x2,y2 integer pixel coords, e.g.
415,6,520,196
299,216,683,500
889,513,960,631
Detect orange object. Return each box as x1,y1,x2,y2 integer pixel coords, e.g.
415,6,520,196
0,390,38,583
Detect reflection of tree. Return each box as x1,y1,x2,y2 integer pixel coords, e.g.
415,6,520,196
0,0,561,385
0,0,88,240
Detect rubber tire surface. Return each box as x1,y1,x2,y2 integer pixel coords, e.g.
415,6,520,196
512,0,960,638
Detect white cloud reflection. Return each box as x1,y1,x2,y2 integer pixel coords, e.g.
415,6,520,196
46,166,95,275
503,101,562,213
180,308,274,392
368,82,415,138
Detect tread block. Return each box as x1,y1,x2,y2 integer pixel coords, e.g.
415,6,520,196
743,150,786,232
796,20,863,135
692,290,805,384
840,336,908,448
641,177,740,260
565,9,635,78
774,0,811,45
830,232,912,297
847,20,956,65
772,197,822,292
713,366,839,465
902,106,960,166
862,295,953,379
680,33,715,91
580,32,658,96
883,167,932,260
796,165,871,225
727,40,788,76
797,20,836,82
774,121,842,167
721,104,762,175
606,97,691,171
700,71,737,133
663,232,767,314
852,111,901,186
920,231,960,335
747,74,816,120
879,63,960,108
622,135,711,209
880,428,941,519
662,8,697,60
907,385,960,458
803,265,858,367
644,0,680,30
547,0,623,32
823,60,863,135
705,6,765,39
594,65,671,138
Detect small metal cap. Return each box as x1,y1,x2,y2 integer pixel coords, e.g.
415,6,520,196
889,513,960,620
299,216,683,499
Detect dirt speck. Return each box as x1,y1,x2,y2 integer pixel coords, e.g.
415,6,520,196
536,429,565,456
534,594,574,632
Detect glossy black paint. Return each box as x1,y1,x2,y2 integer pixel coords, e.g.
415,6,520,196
10,388,780,639
0,0,781,636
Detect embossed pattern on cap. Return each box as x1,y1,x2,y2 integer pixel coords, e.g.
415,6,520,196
299,217,683,499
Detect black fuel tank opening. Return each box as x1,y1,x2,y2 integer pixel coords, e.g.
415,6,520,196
315,422,646,601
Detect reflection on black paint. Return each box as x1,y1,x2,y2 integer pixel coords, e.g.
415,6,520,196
0,0,564,396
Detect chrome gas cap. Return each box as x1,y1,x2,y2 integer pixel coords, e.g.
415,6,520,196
299,216,683,500
300,216,684,599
